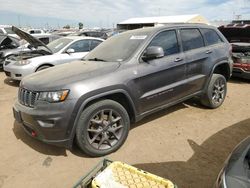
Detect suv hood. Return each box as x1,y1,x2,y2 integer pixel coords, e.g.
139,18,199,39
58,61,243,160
12,26,52,54
21,60,120,90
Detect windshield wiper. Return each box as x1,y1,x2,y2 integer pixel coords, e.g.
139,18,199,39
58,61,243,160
86,57,107,62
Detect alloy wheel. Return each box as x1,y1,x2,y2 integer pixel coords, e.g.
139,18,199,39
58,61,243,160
212,78,225,104
86,109,124,150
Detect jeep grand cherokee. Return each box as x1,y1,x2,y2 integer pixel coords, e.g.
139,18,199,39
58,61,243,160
13,24,233,156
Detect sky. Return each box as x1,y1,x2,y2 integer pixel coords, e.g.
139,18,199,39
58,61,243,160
0,0,249,28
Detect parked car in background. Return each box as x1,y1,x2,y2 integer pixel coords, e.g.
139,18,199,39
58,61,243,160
215,136,250,188
4,26,103,80
0,34,20,68
0,27,61,69
0,25,18,38
219,23,250,79
13,24,232,156
0,34,20,50
27,29,45,35
71,30,109,40
29,33,61,45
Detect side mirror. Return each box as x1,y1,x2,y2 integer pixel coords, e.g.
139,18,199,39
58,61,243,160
142,46,164,61
66,48,75,54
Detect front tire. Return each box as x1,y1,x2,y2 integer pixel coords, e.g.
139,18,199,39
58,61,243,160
200,74,227,109
76,100,130,157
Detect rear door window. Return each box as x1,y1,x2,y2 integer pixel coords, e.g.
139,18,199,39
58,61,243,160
148,30,179,56
200,28,223,46
180,29,204,51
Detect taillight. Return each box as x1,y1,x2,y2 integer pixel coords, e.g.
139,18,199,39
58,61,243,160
234,63,250,71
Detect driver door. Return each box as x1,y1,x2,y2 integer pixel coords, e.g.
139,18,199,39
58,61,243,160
135,30,187,113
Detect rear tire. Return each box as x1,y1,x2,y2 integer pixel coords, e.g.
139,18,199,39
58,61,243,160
200,74,227,109
76,100,130,157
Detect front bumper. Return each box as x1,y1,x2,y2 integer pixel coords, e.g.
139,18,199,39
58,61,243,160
13,99,77,148
3,63,35,80
232,67,250,80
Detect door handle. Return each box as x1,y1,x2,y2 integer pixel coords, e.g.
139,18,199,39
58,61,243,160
206,50,212,54
174,57,183,62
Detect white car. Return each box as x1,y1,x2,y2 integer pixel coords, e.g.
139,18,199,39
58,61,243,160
4,26,104,80
0,25,19,38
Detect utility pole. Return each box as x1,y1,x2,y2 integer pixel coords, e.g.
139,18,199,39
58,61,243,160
18,15,21,27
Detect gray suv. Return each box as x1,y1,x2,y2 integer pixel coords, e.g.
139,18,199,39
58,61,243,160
13,24,233,156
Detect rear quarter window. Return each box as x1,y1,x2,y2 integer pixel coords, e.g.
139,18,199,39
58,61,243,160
200,28,223,46
180,28,204,51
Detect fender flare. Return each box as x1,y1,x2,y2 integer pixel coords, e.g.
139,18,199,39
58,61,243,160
204,60,231,90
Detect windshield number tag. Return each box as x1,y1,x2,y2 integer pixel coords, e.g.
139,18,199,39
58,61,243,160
130,35,147,40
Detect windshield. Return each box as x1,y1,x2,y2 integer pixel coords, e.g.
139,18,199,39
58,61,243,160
84,29,151,62
46,38,73,53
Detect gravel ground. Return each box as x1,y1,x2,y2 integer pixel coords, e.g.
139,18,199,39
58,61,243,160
0,71,249,188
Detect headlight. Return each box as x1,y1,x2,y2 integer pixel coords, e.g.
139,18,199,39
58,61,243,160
17,59,31,65
38,90,69,102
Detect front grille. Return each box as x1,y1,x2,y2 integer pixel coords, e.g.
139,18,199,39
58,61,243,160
18,88,39,108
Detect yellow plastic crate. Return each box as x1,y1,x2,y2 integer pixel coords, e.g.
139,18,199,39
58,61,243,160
92,161,175,188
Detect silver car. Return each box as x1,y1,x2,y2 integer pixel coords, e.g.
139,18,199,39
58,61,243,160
4,27,104,80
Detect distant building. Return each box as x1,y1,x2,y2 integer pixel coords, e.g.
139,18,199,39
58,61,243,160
117,14,209,30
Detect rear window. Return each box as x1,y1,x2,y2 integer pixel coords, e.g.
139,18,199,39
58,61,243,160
200,28,223,46
180,29,204,51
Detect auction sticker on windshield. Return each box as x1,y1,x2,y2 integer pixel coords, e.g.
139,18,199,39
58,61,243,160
130,35,147,40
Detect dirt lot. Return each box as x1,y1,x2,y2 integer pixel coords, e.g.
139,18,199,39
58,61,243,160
0,71,249,188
